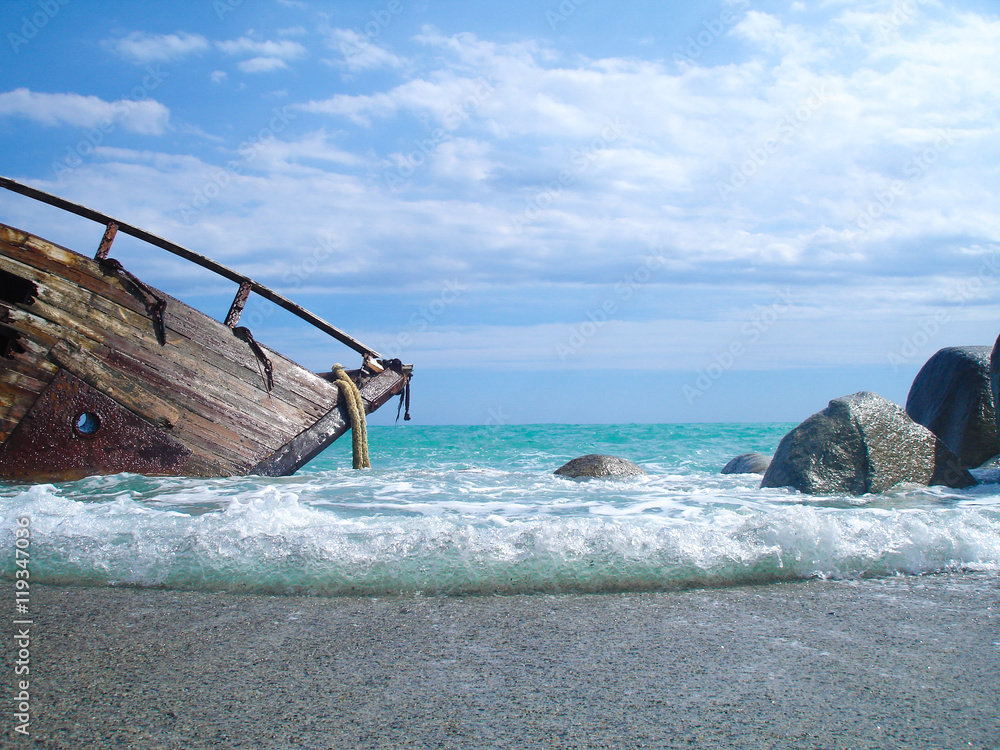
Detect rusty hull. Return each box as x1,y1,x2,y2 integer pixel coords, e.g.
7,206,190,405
0,370,192,481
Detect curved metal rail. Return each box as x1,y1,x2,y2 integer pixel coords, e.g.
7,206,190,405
0,175,381,359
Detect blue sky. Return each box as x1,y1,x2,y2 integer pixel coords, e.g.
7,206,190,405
1,0,998,426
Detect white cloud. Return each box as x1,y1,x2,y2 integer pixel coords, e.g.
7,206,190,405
77,7,1000,299
247,130,369,170
109,31,210,64
300,75,499,130
11,4,999,384
109,12,1000,270
0,89,169,134
217,37,307,60
215,36,307,74
430,138,493,182
239,57,289,73
731,11,799,54
327,28,406,71
298,91,398,125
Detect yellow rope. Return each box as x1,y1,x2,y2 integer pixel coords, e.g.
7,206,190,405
333,364,370,469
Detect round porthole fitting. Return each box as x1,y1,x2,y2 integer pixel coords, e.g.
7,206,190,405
75,411,101,436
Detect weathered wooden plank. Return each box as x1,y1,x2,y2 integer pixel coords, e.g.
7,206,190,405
252,402,350,476
2,220,385,424
157,299,342,409
0,363,48,394
39,300,317,442
0,378,41,443
0,308,61,352
1,232,155,320
3,259,332,436
1,240,342,415
4,305,278,463
6,335,59,375
0,326,57,380
47,340,182,429
0,329,57,442
49,333,282,463
0,371,39,396
0,247,180,353
4,226,348,414
102,345,299,453
97,295,337,419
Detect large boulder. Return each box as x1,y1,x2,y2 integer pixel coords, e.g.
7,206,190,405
554,454,646,479
906,346,996,468
760,391,975,495
721,453,771,475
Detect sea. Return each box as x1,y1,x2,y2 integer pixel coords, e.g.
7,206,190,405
3,423,1000,597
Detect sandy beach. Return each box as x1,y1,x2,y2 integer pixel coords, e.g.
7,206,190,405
5,574,999,749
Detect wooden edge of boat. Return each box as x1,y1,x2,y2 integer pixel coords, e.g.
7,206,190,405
0,178,411,482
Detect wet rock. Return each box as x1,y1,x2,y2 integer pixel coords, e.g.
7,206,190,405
554,454,647,479
760,391,975,495
721,453,771,475
990,333,1000,459
906,346,997,469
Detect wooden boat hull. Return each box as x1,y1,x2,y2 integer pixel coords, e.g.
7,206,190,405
0,222,407,482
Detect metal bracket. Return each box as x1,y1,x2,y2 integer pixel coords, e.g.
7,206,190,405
225,280,254,328
98,258,168,345
233,325,274,392
95,222,117,260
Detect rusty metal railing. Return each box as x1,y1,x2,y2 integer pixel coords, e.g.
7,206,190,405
0,175,381,359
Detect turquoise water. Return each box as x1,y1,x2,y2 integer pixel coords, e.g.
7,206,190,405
3,423,1000,596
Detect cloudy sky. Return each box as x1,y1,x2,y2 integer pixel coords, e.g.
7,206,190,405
1,0,998,425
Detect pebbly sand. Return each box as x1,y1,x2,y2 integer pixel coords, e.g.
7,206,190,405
4,574,999,749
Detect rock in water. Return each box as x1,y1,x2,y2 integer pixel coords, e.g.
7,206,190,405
721,453,771,475
906,346,996,468
760,391,975,495
554,454,647,479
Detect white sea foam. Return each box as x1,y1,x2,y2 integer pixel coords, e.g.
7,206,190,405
3,465,999,596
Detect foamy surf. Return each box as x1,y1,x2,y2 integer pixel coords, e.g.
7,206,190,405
3,423,999,596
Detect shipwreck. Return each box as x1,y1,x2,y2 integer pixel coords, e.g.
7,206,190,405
0,176,411,482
